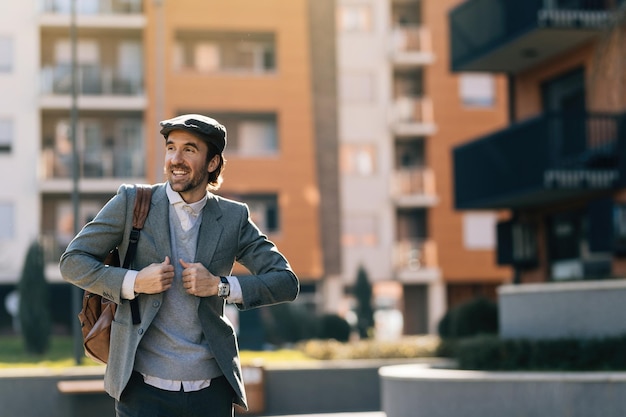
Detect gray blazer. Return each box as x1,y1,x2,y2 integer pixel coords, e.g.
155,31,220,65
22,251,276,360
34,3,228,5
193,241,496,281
60,183,299,409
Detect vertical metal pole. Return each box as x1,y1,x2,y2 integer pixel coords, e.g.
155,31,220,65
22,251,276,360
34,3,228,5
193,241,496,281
70,0,83,365
154,0,166,181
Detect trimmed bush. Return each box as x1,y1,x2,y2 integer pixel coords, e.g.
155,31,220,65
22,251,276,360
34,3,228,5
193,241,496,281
438,297,498,339
318,314,351,342
455,334,626,371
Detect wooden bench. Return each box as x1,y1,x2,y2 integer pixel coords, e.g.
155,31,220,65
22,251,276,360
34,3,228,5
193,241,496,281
57,379,105,394
57,379,113,417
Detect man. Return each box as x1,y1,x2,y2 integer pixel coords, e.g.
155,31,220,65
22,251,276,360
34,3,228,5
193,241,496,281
60,114,299,417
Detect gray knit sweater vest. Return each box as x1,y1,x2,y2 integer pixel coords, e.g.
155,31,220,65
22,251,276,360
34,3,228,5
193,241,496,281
134,206,222,381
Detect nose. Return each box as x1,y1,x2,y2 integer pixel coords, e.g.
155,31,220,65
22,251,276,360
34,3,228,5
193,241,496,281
169,148,183,164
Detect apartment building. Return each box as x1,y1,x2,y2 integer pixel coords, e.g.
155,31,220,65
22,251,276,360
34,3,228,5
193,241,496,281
1,0,334,334
450,1,626,283
337,0,509,334
0,2,41,301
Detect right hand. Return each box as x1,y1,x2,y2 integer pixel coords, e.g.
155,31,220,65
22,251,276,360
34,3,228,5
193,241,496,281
134,256,175,294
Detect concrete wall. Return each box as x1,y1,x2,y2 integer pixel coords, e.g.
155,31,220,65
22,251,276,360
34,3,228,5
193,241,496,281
380,364,626,417
0,359,438,417
498,279,626,340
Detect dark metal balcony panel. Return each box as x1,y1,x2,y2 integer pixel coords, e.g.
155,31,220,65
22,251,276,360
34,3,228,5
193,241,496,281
450,0,617,73
453,113,625,210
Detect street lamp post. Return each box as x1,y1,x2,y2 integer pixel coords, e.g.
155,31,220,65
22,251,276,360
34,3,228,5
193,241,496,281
70,0,83,365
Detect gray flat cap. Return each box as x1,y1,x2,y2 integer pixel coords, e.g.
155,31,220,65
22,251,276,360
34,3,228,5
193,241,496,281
159,114,227,153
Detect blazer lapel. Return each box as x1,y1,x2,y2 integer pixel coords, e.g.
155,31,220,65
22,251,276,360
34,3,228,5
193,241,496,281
146,184,172,260
195,193,223,265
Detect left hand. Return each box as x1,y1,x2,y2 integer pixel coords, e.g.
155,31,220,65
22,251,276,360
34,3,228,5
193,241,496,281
180,259,220,297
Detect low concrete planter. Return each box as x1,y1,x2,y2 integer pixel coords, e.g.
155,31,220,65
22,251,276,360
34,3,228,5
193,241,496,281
499,279,626,340
0,358,444,417
380,364,626,417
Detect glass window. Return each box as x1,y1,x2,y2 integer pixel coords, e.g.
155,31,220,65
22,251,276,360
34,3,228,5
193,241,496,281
237,120,278,156
175,31,276,73
340,144,376,175
463,212,497,250
242,194,279,233
0,118,13,152
0,202,14,239
0,36,12,72
338,4,372,32
459,73,495,107
212,113,278,157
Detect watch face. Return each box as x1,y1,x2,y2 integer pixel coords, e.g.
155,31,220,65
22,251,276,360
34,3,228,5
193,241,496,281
218,282,229,297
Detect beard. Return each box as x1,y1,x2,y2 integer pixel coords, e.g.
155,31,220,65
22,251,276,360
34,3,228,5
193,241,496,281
166,163,209,194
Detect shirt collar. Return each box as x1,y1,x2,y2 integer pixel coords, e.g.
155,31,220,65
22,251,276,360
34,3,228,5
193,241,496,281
165,182,207,214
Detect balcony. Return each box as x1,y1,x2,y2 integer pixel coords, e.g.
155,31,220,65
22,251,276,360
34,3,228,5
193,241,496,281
391,96,436,136
449,0,618,73
391,167,438,207
393,239,441,282
39,0,144,28
453,112,626,210
40,64,145,110
390,25,435,67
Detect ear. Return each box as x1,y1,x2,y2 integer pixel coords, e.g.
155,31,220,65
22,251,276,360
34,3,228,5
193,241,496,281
207,154,221,173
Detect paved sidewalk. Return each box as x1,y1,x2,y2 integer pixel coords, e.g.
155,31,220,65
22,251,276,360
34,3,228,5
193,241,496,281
257,413,386,417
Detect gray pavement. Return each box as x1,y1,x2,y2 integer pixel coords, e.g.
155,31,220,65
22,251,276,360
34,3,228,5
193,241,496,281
257,413,386,417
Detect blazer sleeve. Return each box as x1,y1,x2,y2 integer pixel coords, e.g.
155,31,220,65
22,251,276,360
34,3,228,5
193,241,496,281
59,184,134,304
233,203,299,310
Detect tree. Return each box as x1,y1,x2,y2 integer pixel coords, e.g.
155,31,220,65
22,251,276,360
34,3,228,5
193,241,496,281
354,265,375,339
18,240,51,355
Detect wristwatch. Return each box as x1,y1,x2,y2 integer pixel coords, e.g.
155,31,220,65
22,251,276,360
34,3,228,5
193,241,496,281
217,276,230,298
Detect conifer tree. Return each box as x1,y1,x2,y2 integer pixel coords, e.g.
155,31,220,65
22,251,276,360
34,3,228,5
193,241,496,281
18,240,51,355
354,265,375,339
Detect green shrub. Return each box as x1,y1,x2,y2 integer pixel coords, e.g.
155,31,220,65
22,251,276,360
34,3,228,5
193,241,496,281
455,334,626,371
318,314,351,342
438,297,498,339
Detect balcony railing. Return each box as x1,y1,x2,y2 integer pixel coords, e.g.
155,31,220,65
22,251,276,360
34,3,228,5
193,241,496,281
390,25,433,59
41,64,143,96
393,239,438,271
454,112,626,209
41,145,145,179
392,96,434,124
40,0,142,14
41,232,69,265
391,167,436,198
449,0,618,72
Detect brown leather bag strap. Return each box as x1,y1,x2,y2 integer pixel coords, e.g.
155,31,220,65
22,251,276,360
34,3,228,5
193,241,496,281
125,184,152,325
132,184,152,230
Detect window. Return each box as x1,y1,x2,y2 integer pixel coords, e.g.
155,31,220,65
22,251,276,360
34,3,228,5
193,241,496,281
459,73,495,107
340,73,375,102
463,212,497,250
340,144,376,175
0,118,13,152
208,113,278,156
242,194,279,233
338,4,372,32
0,202,14,239
0,36,12,72
175,31,276,73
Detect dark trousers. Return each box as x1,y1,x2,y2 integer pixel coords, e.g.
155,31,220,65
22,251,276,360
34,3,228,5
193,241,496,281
115,372,235,417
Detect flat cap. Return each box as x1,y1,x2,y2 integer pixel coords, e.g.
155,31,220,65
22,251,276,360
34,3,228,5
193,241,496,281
159,114,227,153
